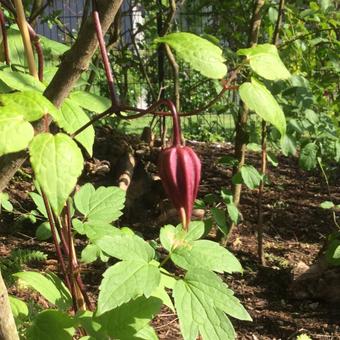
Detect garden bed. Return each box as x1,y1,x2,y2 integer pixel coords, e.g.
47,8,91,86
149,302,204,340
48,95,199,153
1,133,339,339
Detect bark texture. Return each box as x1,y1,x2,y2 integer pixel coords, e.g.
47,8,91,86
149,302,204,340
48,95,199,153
0,272,19,340
226,0,265,244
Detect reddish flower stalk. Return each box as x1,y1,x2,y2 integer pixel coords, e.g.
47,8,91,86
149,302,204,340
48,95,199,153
27,24,44,81
158,100,201,231
0,9,10,65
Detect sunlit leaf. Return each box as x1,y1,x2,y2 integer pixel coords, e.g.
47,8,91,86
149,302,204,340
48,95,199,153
13,271,72,310
97,260,161,315
57,99,95,156
155,32,227,79
239,78,286,135
238,44,290,80
0,113,34,156
29,133,83,214
0,91,59,122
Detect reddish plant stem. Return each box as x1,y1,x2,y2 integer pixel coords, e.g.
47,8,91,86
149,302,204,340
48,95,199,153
65,200,93,311
27,24,44,81
90,0,240,136
42,194,78,312
41,192,72,292
161,99,181,146
92,0,118,108
71,84,239,138
0,3,44,80
63,204,78,312
0,9,10,64
51,209,70,256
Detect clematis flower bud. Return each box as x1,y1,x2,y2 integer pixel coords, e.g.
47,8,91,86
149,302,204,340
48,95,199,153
158,100,201,231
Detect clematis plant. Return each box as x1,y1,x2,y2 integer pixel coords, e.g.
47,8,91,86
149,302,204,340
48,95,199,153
158,100,201,231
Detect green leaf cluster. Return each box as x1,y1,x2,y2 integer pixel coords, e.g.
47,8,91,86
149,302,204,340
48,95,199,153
72,183,126,263
160,222,251,339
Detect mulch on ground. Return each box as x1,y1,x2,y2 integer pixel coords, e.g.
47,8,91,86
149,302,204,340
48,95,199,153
1,129,339,339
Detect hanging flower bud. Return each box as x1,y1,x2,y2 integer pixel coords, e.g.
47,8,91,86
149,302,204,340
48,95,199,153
157,100,201,231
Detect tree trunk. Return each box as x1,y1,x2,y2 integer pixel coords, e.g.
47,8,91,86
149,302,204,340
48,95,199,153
0,272,19,340
0,0,123,192
224,0,265,244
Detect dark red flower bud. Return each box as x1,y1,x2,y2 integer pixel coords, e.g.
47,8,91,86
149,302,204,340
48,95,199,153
159,145,201,230
157,100,201,231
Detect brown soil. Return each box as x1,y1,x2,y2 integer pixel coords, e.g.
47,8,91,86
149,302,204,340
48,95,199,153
1,130,339,340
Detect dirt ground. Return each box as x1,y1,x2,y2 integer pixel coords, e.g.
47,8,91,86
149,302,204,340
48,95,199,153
1,129,339,340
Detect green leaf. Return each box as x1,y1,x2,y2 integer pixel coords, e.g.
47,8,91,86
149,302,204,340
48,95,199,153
39,35,69,61
36,222,52,240
0,192,13,212
76,311,106,339
280,134,297,156
325,239,340,266
134,324,159,340
97,296,162,339
174,269,251,339
13,271,72,310
97,260,161,315
29,133,84,214
174,278,234,340
43,66,58,85
26,310,75,340
4,27,26,66
185,269,251,320
297,334,312,340
74,183,125,223
83,222,120,241
160,225,181,252
0,91,59,122
247,143,261,152
96,233,155,262
160,222,205,252
81,244,100,264
239,78,286,135
268,7,278,24
74,183,95,214
9,295,28,319
57,99,95,156
184,221,205,241
72,218,85,234
240,165,262,190
151,273,175,312
155,32,227,79
320,201,334,209
1,198,13,212
227,203,239,224
29,192,48,218
0,70,45,91
211,207,228,234
0,113,34,157
299,143,318,171
160,269,176,290
319,0,331,11
69,91,111,113
267,151,278,167
171,239,243,274
238,44,290,80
